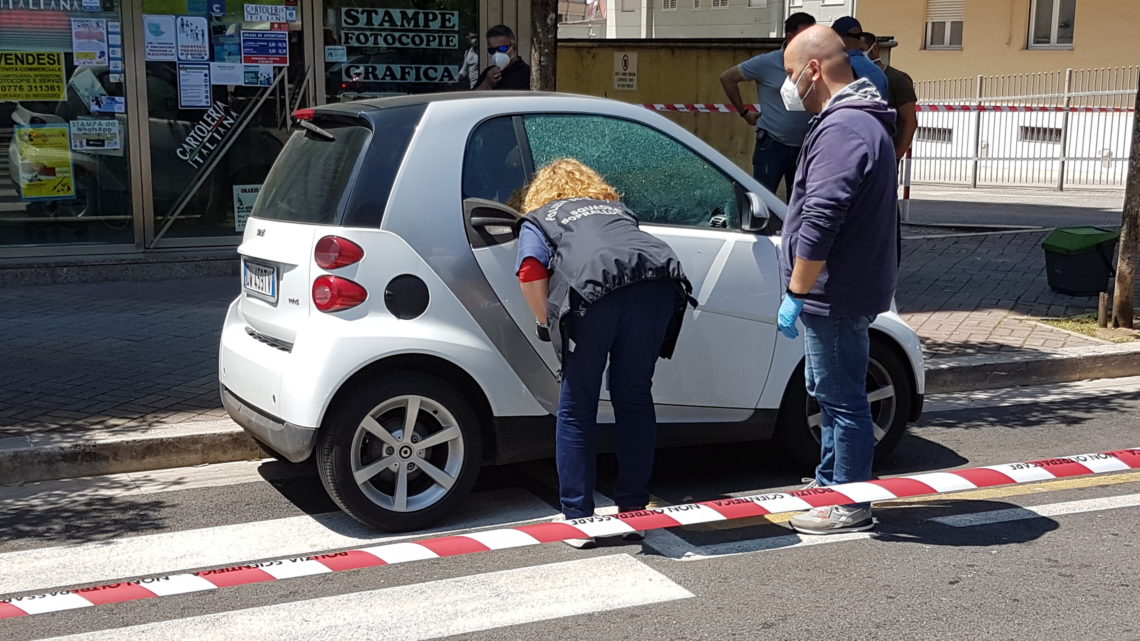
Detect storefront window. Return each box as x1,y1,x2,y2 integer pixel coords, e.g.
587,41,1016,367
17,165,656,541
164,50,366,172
323,0,476,102
142,0,306,241
0,0,133,247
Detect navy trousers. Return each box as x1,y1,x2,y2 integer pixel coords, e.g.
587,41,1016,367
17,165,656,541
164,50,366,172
556,280,677,519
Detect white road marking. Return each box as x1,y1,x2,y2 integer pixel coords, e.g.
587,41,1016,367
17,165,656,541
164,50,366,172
923,375,1140,413
930,493,1140,527
0,488,555,596
42,555,694,641
650,493,1140,561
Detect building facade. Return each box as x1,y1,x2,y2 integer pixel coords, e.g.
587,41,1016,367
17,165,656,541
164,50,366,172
0,0,529,257
557,0,852,40
857,0,1140,79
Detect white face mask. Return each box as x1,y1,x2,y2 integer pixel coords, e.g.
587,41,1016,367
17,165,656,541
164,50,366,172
492,52,511,69
780,66,813,112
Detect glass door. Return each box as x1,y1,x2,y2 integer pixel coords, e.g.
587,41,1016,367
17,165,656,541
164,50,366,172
141,0,309,244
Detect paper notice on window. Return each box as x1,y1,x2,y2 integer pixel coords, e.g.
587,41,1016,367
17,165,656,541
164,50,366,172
176,16,210,61
144,15,177,61
233,184,261,232
0,51,66,101
70,118,122,154
72,18,109,67
178,63,212,109
13,124,75,201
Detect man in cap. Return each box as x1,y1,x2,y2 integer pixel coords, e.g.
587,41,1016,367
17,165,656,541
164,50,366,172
863,32,918,160
831,16,889,102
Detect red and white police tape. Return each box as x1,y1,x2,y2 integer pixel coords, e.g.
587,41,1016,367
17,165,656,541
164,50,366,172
643,103,1136,113
1,447,1137,620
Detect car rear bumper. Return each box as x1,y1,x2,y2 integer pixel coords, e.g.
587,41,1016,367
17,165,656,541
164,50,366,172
221,384,317,463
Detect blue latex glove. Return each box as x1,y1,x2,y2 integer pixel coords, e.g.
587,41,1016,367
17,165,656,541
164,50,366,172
777,295,805,339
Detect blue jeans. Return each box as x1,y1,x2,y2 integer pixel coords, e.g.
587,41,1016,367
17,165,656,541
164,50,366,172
556,281,677,519
801,312,876,501
752,130,800,199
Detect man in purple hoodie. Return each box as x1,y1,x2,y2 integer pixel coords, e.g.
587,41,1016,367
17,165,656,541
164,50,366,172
776,25,898,535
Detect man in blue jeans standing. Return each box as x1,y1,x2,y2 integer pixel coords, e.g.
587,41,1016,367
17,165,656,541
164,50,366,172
775,26,898,534
720,12,817,199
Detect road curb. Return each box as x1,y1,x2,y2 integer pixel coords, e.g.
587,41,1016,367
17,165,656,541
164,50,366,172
926,342,1140,394
0,420,261,486
2,343,1139,485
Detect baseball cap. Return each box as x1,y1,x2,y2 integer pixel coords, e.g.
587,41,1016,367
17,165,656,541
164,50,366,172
832,16,863,37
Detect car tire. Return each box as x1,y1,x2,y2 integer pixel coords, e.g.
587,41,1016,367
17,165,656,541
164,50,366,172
775,337,913,470
316,372,483,532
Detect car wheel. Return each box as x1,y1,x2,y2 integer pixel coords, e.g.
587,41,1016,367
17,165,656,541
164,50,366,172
775,338,913,470
316,372,483,532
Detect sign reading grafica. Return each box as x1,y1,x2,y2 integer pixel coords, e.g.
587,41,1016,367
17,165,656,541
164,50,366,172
340,8,460,49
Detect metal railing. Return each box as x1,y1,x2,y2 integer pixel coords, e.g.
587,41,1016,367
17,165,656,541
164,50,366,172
911,66,1138,190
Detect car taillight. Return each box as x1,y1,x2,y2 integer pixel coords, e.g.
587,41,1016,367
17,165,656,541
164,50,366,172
313,275,367,313
315,235,364,269
293,108,315,121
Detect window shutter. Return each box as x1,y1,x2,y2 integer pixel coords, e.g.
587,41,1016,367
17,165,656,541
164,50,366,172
926,0,964,22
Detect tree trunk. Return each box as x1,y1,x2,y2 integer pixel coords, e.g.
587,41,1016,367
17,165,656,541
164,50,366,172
1112,73,1140,328
531,0,558,91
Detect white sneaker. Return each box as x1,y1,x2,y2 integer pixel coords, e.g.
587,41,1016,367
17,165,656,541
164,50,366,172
789,505,874,535
554,514,596,549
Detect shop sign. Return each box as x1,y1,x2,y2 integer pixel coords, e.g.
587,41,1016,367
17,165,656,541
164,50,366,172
176,15,209,61
144,15,177,61
243,3,288,22
176,101,237,169
233,184,260,232
0,0,85,10
70,118,121,152
240,30,287,65
342,63,459,84
340,8,458,50
71,18,109,67
0,51,66,102
13,123,75,201
178,62,212,109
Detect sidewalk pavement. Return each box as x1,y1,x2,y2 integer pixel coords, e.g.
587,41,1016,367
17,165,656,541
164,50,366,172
2,188,1138,481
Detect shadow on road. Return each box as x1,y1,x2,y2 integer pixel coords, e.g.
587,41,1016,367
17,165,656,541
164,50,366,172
916,391,1140,430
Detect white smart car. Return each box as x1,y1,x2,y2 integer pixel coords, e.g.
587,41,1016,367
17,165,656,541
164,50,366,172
219,92,925,531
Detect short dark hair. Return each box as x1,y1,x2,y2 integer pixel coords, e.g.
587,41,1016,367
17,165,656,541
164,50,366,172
784,12,816,36
861,32,877,47
486,24,516,43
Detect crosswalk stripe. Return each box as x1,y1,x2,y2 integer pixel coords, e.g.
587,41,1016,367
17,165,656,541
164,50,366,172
41,555,694,641
929,493,1140,527
0,488,554,596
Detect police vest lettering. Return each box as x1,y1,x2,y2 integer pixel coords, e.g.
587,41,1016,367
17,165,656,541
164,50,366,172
342,64,459,83
340,8,458,31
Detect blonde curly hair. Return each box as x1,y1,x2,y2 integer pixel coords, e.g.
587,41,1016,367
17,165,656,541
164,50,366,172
522,158,621,213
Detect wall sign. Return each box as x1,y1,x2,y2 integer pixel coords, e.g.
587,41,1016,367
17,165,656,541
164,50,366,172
342,63,459,83
143,15,177,61
613,52,637,90
233,184,260,231
176,16,209,61
340,8,459,49
178,63,212,109
243,3,289,22
176,101,238,169
241,30,288,65
70,118,121,152
71,18,109,66
0,51,66,101
13,124,75,201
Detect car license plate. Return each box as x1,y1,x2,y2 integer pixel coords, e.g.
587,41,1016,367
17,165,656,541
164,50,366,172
242,259,278,304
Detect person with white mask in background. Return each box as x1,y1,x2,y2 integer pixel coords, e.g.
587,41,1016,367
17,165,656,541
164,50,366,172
473,24,531,91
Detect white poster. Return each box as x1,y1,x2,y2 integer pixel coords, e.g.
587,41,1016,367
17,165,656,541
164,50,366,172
71,18,109,67
176,16,209,61
233,184,261,231
70,118,121,152
324,45,347,63
143,15,177,61
243,3,289,22
210,62,244,85
613,52,638,91
178,63,212,109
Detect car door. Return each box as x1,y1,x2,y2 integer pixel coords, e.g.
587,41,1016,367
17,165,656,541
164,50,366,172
518,114,781,415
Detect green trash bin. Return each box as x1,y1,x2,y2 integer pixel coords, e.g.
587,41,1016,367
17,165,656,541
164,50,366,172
1041,226,1120,296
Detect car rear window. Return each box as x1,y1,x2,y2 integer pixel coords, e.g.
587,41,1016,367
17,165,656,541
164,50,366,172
252,104,423,226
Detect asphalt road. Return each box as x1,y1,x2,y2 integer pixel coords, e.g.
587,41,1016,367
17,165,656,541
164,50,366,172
2,378,1139,641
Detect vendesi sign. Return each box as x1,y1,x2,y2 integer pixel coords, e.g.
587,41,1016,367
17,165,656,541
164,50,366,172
176,101,238,169
340,8,459,49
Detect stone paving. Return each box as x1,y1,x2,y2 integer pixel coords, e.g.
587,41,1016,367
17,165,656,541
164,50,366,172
0,229,1134,439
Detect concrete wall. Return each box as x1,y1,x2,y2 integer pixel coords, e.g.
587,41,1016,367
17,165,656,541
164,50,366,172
857,0,1140,80
482,0,533,61
558,39,782,170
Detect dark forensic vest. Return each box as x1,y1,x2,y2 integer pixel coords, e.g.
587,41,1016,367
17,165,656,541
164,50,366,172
521,198,695,364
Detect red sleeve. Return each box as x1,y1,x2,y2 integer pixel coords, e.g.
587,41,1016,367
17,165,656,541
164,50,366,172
518,257,550,283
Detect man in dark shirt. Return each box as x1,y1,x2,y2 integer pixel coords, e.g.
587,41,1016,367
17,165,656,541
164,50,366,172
473,24,532,91
863,32,918,159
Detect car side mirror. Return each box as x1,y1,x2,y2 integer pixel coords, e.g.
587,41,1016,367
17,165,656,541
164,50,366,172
741,192,770,233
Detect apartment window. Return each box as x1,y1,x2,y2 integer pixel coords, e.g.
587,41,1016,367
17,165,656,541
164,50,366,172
790,0,802,6
916,126,953,144
925,0,964,49
663,0,677,9
712,0,728,8
693,0,700,8
1030,0,1076,48
621,0,637,11
1019,126,1063,144
748,0,767,7
821,0,846,5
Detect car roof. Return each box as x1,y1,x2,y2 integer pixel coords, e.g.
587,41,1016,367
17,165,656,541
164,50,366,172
315,91,619,124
